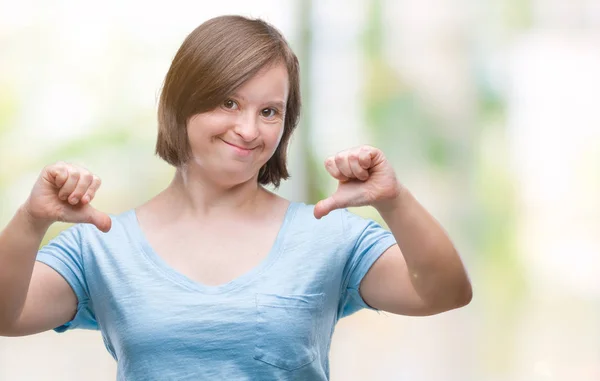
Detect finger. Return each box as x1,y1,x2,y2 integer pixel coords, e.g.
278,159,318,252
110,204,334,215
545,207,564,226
57,166,80,201
90,209,112,233
324,157,349,182
67,171,94,205
80,176,101,205
334,153,354,179
348,152,369,181
314,196,340,219
79,205,112,233
48,163,69,188
358,147,373,170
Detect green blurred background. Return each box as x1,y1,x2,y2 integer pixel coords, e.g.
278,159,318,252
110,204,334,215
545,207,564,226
1,0,599,380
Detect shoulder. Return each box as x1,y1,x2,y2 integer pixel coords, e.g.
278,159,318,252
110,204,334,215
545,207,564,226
74,208,139,247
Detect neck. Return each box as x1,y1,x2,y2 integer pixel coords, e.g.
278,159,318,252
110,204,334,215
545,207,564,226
162,165,268,218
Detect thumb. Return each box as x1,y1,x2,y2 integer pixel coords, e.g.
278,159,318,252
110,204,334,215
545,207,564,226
314,196,342,219
83,206,112,233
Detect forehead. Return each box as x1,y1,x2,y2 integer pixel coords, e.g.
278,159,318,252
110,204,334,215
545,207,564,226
234,62,289,102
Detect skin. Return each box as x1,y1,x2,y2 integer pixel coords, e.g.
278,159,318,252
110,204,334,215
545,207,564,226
0,60,471,338
315,146,472,315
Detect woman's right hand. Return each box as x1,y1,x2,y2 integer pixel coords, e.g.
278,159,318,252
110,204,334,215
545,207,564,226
22,162,112,232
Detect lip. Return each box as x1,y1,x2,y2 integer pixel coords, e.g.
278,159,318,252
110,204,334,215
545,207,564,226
220,139,256,152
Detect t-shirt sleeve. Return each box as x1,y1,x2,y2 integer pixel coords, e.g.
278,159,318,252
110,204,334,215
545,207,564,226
36,224,98,332
338,209,397,319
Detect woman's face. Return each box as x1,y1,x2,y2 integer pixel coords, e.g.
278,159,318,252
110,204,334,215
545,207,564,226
186,62,289,186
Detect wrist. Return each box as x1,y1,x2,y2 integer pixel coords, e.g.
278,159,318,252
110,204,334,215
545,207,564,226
373,184,411,216
18,203,53,234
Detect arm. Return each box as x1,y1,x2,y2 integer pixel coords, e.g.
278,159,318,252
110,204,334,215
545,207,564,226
0,162,110,336
314,145,472,317
0,207,77,335
360,187,472,316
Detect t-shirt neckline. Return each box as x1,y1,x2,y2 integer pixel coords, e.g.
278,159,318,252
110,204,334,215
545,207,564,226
127,201,299,294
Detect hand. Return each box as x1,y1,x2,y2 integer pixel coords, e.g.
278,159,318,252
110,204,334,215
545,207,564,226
314,145,402,219
22,162,112,232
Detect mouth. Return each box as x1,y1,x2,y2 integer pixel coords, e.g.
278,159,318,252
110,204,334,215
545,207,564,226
220,139,256,153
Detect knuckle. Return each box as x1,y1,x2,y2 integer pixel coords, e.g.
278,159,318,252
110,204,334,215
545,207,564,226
45,163,59,175
82,173,94,183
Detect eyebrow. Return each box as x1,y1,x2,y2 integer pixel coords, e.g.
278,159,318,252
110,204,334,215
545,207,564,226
269,101,286,110
231,92,286,110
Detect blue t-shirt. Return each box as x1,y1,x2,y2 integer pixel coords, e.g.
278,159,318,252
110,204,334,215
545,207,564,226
36,202,396,380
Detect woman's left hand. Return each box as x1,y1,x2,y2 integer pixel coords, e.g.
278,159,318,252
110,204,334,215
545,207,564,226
314,145,403,219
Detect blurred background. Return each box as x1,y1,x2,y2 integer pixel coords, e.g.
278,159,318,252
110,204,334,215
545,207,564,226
1,0,599,380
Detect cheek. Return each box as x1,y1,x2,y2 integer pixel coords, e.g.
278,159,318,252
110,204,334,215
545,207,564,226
268,124,285,148
187,112,227,144
186,115,206,142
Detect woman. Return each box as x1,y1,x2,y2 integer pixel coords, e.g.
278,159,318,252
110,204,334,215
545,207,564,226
0,15,471,380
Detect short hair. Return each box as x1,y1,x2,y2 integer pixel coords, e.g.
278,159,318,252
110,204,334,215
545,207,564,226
155,15,301,188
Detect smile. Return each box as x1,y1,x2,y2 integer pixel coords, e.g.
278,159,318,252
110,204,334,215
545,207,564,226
220,139,256,155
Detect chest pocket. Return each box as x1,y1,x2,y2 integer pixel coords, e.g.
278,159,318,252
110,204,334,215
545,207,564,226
254,293,325,371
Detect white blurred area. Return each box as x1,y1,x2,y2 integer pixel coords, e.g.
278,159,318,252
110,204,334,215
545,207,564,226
1,0,599,380
510,31,600,298
508,31,600,380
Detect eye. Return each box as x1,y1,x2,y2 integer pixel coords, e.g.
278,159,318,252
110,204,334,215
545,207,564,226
223,99,238,110
261,108,277,119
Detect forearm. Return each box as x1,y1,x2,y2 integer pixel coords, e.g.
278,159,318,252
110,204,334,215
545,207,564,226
376,186,472,308
0,206,51,326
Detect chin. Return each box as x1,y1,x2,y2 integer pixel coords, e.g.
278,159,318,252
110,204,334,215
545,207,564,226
188,156,264,187
212,167,259,188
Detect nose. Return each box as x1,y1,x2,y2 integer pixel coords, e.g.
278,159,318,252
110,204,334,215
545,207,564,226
233,113,259,142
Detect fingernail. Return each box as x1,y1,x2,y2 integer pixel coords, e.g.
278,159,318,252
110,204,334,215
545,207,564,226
82,195,90,203
69,197,79,204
